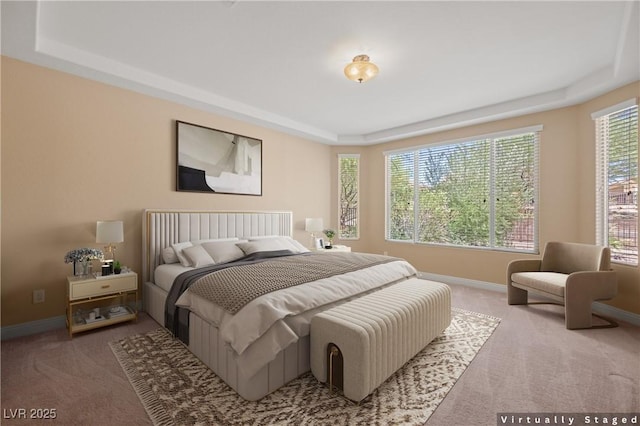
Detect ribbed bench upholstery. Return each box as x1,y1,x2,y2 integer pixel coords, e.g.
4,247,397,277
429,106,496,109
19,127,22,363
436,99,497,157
310,278,451,402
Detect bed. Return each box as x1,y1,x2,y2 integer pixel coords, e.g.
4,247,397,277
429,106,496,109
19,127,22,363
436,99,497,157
142,209,417,400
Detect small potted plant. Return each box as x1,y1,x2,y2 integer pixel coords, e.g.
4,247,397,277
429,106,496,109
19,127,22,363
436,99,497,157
113,260,122,275
323,229,336,248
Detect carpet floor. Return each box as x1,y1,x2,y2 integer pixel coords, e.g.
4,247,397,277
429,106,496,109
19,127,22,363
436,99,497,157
109,309,500,426
2,283,638,425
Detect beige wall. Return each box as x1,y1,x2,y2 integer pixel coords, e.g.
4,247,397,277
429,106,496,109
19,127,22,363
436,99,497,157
1,57,331,326
332,81,640,315
2,55,638,328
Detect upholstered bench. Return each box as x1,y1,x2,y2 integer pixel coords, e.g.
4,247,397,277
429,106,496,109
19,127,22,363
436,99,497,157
310,278,451,402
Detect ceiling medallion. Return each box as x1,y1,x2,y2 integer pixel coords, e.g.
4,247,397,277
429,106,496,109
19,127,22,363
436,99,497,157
344,54,379,83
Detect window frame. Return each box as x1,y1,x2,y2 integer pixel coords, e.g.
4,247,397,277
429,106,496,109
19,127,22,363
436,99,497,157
592,98,638,266
384,125,541,254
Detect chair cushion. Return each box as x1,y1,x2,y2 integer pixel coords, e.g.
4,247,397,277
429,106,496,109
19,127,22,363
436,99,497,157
511,272,567,298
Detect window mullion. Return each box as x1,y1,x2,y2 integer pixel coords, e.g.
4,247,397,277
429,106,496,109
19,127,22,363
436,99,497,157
414,152,420,243
533,133,540,253
596,116,608,245
489,138,496,249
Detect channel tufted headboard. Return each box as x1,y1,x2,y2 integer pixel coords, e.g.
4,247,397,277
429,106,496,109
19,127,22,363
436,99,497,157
142,209,293,283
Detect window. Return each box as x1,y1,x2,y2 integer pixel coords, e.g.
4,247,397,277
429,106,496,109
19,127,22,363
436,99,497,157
593,100,638,265
385,126,540,253
339,154,359,239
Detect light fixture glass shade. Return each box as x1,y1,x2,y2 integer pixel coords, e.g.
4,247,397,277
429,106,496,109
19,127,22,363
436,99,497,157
96,220,124,244
344,54,379,83
305,218,324,233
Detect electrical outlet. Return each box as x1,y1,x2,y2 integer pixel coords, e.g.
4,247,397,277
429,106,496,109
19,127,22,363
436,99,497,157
33,289,45,304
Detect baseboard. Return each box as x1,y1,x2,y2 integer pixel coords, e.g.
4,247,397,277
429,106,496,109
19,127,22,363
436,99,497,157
1,315,66,341
1,301,144,341
591,301,640,326
419,272,505,293
418,271,640,327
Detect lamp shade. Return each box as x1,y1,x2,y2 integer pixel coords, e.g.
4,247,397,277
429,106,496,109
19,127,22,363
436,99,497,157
344,54,379,83
305,218,324,233
96,220,124,244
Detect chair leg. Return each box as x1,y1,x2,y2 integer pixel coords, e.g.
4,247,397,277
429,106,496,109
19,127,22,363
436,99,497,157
507,284,528,305
524,301,618,329
565,304,592,329
564,297,618,329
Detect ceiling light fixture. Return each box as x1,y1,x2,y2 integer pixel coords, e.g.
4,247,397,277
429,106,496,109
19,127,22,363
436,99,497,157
344,54,379,83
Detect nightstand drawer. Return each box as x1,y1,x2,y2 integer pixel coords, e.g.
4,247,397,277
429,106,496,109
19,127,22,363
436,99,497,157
70,274,137,300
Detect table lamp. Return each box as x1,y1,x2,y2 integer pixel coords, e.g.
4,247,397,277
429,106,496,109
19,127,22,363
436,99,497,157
305,218,323,248
96,220,124,261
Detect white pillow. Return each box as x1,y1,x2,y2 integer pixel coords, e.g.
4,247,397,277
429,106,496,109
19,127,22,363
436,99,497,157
237,238,292,255
171,238,239,267
171,242,194,267
193,237,239,245
183,245,216,268
201,240,248,264
162,247,179,264
248,236,309,253
288,239,310,253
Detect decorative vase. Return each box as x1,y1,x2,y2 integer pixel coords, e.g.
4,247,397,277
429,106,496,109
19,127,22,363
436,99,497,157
75,260,90,276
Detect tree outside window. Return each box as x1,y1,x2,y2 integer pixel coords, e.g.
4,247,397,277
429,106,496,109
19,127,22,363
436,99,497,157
339,155,359,239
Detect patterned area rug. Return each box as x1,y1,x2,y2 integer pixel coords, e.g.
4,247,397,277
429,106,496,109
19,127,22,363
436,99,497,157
110,308,500,425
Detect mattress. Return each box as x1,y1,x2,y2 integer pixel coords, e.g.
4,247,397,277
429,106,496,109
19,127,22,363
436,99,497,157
154,264,194,292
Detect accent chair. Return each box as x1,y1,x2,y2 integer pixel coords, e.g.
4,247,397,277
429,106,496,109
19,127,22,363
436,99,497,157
507,241,618,329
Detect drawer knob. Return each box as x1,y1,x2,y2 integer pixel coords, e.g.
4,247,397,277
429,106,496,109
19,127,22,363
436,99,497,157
101,284,110,289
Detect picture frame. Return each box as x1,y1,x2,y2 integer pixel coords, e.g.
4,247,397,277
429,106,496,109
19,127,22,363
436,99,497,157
315,238,325,249
176,120,262,196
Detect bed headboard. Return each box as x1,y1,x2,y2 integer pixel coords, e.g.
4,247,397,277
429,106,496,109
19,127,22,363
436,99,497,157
142,209,293,283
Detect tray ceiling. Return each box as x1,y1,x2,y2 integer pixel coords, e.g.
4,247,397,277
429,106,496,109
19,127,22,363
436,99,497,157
2,1,638,145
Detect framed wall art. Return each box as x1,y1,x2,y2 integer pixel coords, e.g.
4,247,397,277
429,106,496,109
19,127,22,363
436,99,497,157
176,120,262,196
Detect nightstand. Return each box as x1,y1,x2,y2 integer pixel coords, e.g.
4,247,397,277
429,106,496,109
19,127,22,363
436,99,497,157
66,271,138,338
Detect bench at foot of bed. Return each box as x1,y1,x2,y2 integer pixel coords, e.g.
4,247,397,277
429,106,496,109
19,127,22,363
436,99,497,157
310,278,452,402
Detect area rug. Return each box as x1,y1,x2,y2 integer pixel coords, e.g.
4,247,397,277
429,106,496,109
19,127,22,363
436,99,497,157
110,308,500,426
